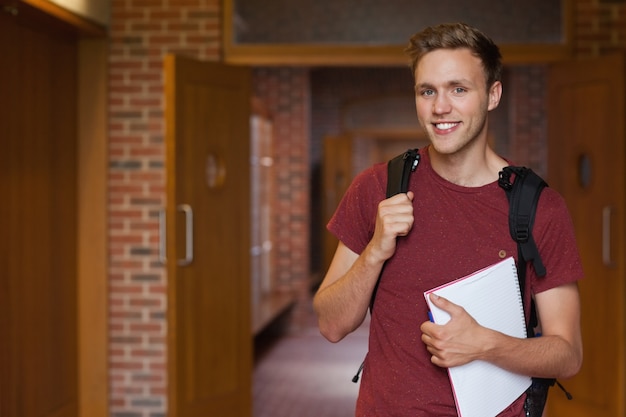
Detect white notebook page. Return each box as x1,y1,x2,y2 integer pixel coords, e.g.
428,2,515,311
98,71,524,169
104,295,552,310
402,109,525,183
424,257,532,417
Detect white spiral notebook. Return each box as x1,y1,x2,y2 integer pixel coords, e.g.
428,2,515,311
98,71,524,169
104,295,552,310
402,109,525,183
423,257,532,417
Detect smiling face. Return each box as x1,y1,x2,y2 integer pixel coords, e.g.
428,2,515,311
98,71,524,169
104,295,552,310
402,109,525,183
413,48,502,158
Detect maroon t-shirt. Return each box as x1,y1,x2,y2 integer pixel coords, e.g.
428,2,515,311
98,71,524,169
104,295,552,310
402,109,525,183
328,147,583,417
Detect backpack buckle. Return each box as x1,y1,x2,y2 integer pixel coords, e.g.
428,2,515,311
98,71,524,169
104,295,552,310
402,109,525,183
514,225,530,242
498,169,513,191
403,149,420,172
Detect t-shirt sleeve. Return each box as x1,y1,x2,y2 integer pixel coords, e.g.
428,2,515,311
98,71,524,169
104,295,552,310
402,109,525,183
531,188,584,294
327,164,387,255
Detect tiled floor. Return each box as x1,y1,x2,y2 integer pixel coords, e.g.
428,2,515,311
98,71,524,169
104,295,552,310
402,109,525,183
253,300,369,417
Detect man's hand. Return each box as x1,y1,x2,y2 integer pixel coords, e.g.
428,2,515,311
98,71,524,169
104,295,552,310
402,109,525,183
368,191,415,264
420,294,492,368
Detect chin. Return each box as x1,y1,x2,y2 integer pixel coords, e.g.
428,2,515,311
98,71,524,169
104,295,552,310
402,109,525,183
429,141,462,156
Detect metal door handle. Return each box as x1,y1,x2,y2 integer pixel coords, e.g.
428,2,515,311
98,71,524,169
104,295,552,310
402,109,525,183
158,204,194,266
178,204,194,266
159,208,167,265
602,206,614,268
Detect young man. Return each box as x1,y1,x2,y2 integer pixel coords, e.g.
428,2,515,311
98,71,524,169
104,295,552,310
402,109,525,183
313,22,583,416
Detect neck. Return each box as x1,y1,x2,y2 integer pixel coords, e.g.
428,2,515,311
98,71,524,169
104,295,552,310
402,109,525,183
428,144,508,187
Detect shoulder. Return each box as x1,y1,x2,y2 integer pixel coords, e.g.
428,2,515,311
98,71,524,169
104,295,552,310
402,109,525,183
360,161,388,179
530,184,575,236
536,186,571,219
331,161,388,222
350,162,387,196
327,162,387,254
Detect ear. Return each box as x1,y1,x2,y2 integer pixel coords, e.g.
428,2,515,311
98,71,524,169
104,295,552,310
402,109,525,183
487,81,502,111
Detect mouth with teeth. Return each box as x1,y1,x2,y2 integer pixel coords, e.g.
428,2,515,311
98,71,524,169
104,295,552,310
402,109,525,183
433,122,460,132
435,122,458,129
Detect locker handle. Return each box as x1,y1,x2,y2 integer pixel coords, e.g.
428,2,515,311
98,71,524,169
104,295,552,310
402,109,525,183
602,206,614,268
158,204,194,266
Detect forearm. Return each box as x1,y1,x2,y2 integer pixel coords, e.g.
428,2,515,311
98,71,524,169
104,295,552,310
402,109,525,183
486,284,583,379
313,245,386,342
481,329,582,379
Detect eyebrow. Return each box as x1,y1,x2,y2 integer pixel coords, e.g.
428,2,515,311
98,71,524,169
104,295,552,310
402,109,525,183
415,79,472,90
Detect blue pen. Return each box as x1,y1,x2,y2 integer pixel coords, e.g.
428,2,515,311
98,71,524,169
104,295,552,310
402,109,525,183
428,311,434,322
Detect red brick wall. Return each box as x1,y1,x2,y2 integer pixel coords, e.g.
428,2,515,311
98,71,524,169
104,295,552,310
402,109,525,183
252,68,311,323
108,1,221,415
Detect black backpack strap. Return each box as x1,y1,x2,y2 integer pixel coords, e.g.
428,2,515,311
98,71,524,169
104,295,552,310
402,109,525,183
371,148,420,311
498,166,547,278
498,166,547,337
371,148,420,309
353,148,419,383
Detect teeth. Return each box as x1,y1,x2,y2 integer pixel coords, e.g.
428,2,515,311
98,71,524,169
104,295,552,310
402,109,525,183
436,122,457,130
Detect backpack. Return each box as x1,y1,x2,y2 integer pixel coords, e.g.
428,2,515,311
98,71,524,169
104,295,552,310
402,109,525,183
352,148,571,415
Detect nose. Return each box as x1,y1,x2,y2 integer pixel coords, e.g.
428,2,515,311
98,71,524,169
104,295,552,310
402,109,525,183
432,94,452,115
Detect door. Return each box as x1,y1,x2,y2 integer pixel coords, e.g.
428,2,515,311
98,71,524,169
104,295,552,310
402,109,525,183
164,55,252,417
546,54,625,416
0,5,79,417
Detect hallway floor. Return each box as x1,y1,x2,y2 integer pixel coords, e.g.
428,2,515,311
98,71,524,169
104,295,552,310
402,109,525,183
253,300,369,417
